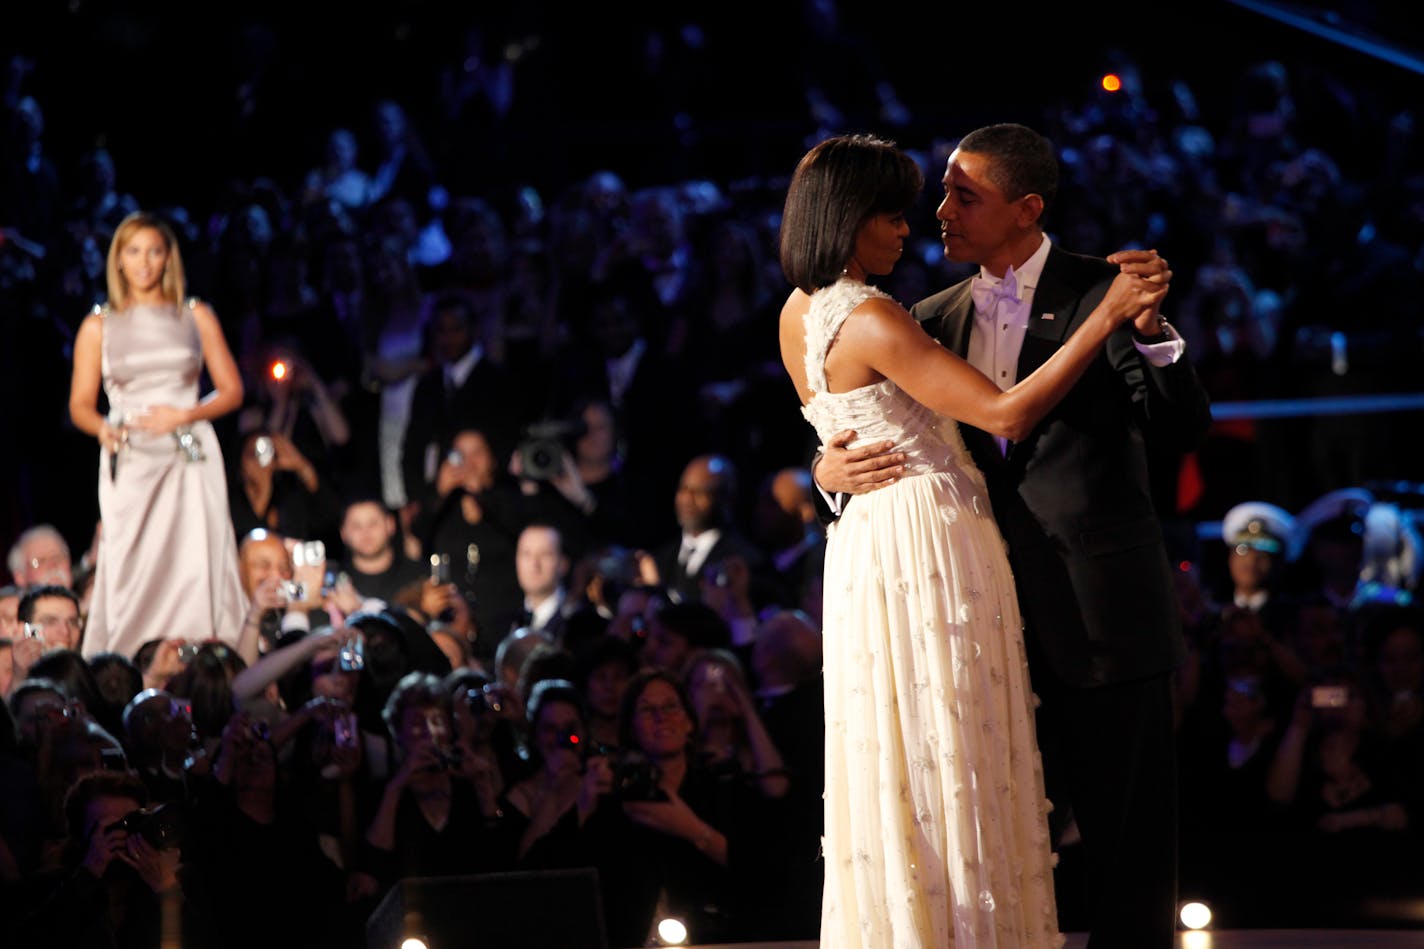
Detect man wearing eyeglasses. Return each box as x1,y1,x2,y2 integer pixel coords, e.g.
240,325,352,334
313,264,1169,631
5,583,84,699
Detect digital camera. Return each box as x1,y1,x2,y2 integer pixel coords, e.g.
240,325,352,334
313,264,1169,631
429,553,451,584
254,435,275,468
610,751,665,802
466,684,505,717
292,540,325,568
107,803,183,851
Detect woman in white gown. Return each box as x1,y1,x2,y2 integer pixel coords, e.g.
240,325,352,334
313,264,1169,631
69,211,253,665
777,134,1169,947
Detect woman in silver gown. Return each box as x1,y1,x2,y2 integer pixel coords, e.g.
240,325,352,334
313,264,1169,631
69,211,253,665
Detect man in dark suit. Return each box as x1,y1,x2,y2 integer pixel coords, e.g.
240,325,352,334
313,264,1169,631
399,293,530,512
814,123,1212,948
652,453,766,607
547,281,697,548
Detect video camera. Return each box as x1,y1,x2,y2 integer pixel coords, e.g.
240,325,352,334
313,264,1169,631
516,419,586,481
562,735,665,802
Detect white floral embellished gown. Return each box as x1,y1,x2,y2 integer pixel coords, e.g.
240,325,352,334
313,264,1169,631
803,278,1063,948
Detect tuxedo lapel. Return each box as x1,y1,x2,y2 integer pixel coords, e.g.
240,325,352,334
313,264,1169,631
933,283,976,357
1003,249,1081,466
1015,250,1077,380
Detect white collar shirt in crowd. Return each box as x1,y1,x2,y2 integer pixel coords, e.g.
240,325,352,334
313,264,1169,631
444,343,484,392
679,528,721,578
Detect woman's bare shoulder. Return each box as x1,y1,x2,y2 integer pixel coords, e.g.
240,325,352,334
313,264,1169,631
76,307,106,339
839,292,919,341
780,287,811,319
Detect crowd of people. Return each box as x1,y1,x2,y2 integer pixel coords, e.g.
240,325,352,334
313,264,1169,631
3,5,1424,946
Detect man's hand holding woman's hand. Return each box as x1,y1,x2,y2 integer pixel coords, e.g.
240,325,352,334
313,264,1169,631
1105,248,1172,334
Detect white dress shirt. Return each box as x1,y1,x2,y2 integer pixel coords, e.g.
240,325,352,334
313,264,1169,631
679,529,720,578
967,236,1185,454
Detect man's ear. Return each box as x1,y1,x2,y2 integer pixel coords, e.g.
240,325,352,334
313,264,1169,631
1018,193,1045,229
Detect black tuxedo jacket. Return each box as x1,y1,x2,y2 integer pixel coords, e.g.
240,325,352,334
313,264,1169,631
400,355,531,502
911,246,1212,687
548,339,698,548
652,528,767,605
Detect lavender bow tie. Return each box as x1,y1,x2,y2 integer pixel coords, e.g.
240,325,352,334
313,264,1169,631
970,267,1021,318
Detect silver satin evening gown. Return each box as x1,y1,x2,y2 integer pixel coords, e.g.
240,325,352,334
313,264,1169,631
82,300,247,662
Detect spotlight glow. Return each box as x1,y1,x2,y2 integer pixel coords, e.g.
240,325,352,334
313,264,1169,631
400,938,429,949
1101,73,1122,93
656,916,688,945
1180,900,1212,930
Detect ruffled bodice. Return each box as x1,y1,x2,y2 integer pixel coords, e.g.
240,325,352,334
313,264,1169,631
801,278,979,485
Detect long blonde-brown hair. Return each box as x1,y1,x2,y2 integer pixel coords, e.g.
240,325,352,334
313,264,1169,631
105,211,187,309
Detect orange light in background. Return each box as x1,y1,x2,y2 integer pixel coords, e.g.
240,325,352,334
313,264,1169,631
270,360,288,381
1101,73,1122,93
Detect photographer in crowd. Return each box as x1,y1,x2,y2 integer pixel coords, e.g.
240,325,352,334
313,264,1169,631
9,769,184,949
520,667,758,947
359,671,509,893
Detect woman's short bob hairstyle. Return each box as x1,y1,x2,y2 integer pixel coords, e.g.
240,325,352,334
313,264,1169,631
779,133,923,294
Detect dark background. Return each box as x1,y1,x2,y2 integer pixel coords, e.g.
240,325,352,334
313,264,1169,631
9,1,1422,205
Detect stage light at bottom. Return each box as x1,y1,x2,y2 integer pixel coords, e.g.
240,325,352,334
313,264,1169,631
655,916,688,945
400,937,430,949
1179,900,1212,930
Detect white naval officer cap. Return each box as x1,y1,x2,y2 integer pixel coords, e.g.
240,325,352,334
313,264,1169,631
1222,501,1295,559
1292,487,1374,560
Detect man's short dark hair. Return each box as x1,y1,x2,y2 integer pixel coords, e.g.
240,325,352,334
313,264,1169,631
17,584,80,624
430,291,475,326
955,123,1060,219
342,494,395,521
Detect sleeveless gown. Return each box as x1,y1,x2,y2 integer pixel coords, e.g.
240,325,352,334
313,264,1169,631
82,301,248,662
803,279,1063,948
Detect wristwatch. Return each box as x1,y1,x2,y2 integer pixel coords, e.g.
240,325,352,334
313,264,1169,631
1133,315,1172,343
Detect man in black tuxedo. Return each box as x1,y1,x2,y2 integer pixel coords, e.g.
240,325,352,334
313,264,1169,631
399,293,529,511
815,123,1212,948
652,453,766,607
547,281,697,548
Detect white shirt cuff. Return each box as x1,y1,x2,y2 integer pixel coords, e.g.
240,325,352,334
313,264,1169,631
1135,319,1186,367
812,450,846,517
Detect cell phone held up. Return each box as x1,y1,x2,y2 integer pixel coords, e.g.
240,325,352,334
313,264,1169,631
337,634,365,673
430,553,451,584
1311,685,1350,709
